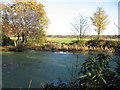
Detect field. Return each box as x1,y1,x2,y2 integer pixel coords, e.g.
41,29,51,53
47,37,77,43
10,37,120,44
47,37,120,43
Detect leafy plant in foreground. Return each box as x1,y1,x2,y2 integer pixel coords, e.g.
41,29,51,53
42,54,120,89
79,54,111,89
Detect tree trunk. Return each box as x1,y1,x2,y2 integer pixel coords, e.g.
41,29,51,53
77,35,79,41
79,27,82,40
98,28,101,40
16,32,20,45
25,36,27,43
22,32,25,43
22,32,27,43
79,33,82,40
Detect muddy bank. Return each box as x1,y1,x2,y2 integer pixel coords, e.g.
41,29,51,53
0,46,15,51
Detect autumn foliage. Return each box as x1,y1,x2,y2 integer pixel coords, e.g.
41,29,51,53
1,0,49,46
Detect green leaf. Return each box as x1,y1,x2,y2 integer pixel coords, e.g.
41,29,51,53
92,75,97,79
101,77,107,84
79,75,87,78
87,72,92,76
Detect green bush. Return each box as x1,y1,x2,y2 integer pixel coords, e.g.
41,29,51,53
71,40,86,46
79,54,111,89
79,54,120,89
87,39,106,47
2,34,14,46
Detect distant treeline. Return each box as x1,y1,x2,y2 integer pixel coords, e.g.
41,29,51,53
47,35,120,39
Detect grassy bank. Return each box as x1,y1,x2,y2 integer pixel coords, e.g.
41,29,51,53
2,36,120,54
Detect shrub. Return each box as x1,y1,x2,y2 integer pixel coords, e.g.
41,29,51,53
71,40,86,46
2,34,14,46
79,54,111,89
87,39,106,47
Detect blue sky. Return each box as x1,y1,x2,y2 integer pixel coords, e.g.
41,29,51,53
1,0,119,35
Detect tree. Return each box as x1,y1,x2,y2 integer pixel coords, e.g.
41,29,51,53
0,2,12,35
1,0,49,46
71,15,89,40
91,7,109,40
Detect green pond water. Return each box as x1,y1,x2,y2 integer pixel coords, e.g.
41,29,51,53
1,50,119,88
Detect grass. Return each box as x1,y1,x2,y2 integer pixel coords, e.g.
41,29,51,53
10,37,120,44
47,38,91,43
47,38,77,43
47,37,120,43
105,38,120,41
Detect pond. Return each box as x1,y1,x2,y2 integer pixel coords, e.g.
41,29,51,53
2,50,119,88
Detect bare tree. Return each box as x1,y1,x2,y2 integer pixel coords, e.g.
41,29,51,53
71,15,89,40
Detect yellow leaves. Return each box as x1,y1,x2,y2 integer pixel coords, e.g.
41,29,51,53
39,9,44,14
0,18,3,22
31,2,37,5
2,0,49,38
37,4,44,8
92,7,109,32
14,0,36,3
12,1,45,16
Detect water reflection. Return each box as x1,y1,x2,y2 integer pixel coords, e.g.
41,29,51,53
71,51,115,56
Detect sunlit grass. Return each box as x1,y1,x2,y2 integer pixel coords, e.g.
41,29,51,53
47,38,77,43
47,37,120,43
10,37,120,44
105,38,120,41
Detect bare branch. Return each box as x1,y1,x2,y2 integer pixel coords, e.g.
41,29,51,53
71,23,79,33
71,15,89,40
114,22,120,30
